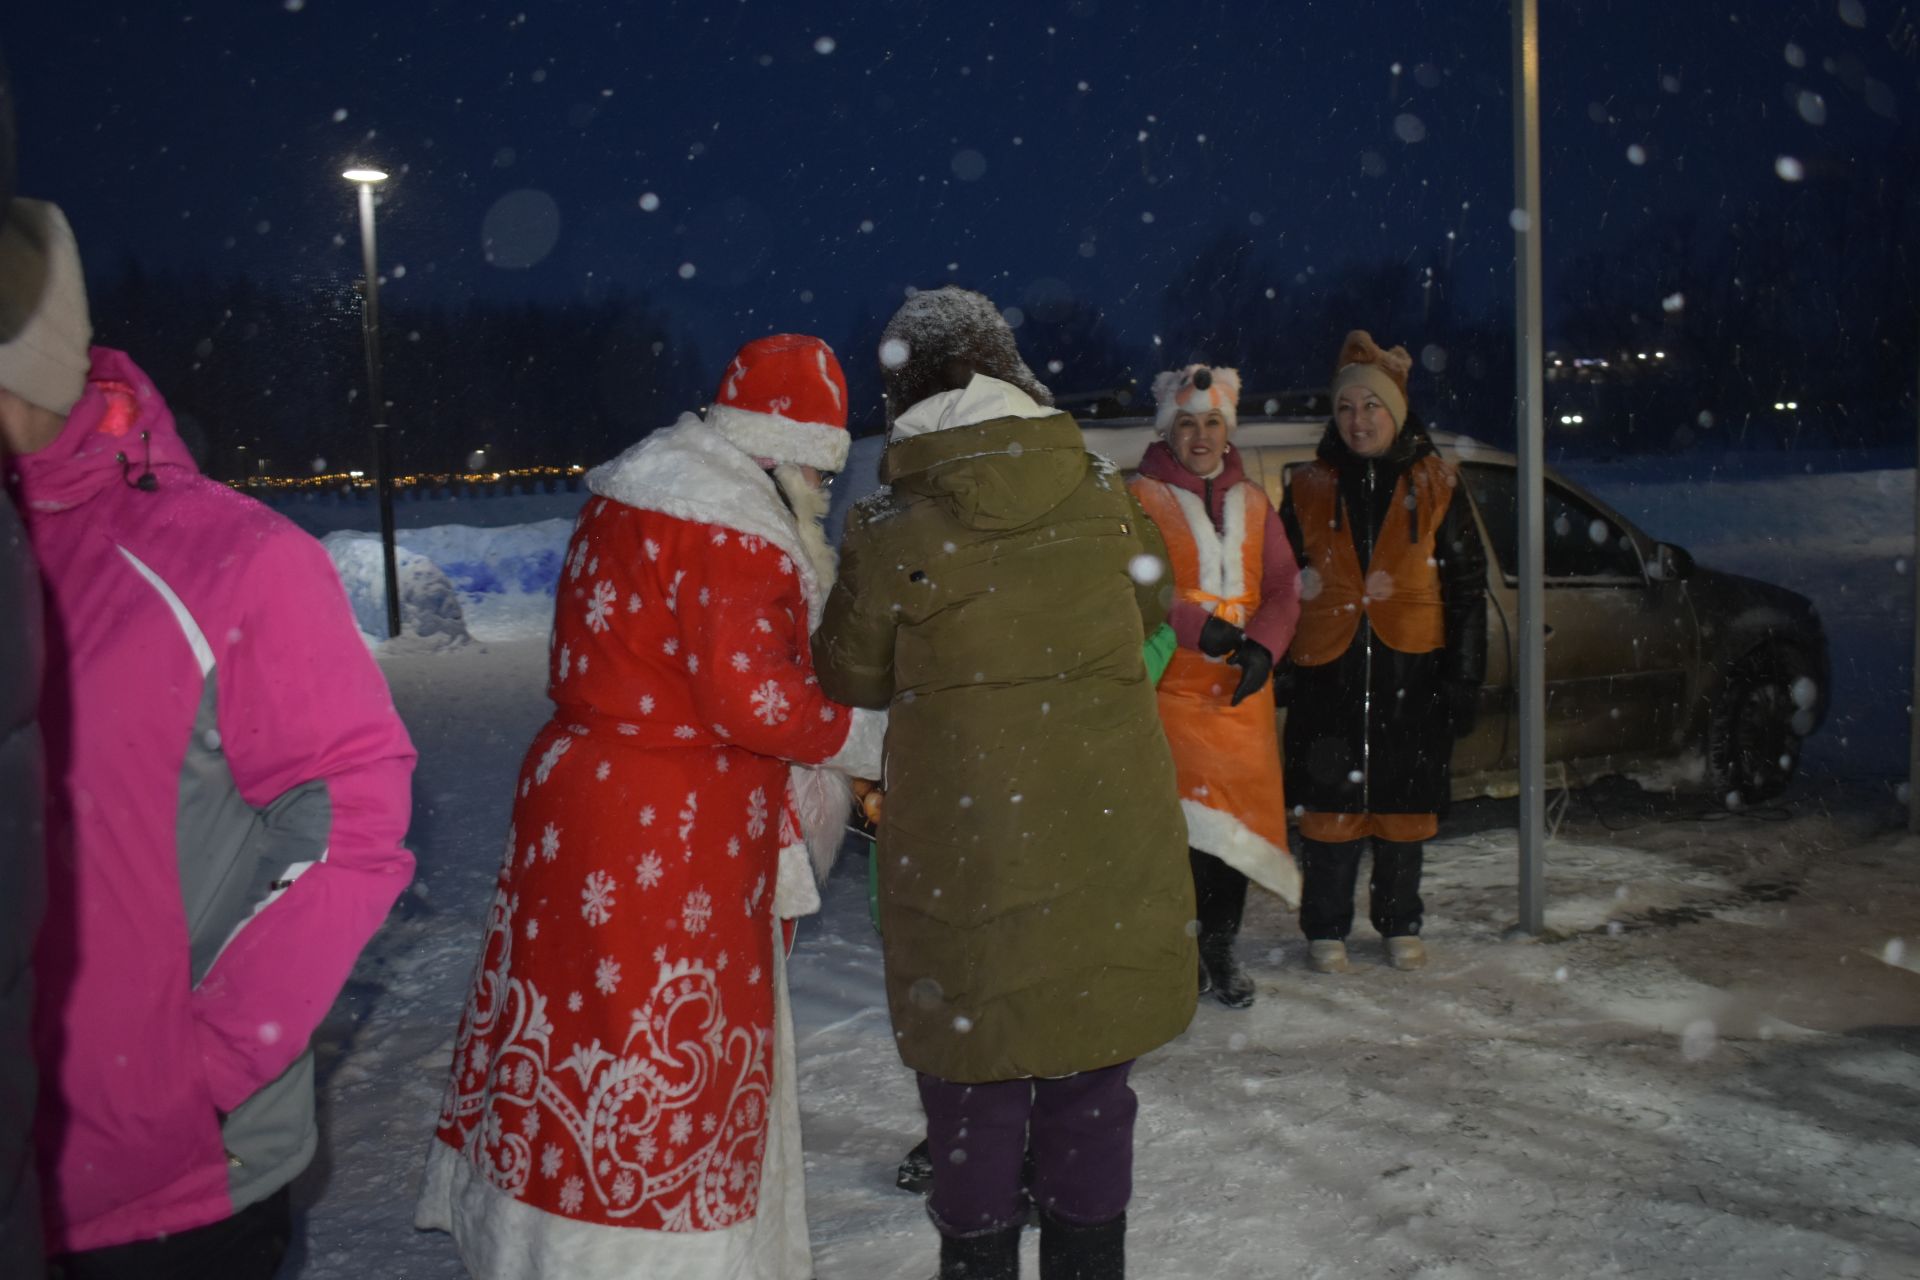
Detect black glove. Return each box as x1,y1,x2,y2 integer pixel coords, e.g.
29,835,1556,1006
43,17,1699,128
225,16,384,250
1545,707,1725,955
1446,681,1480,739
1228,637,1274,707
1199,613,1243,657
1269,658,1297,709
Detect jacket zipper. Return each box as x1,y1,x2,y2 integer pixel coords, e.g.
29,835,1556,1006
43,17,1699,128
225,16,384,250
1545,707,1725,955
1360,460,1374,813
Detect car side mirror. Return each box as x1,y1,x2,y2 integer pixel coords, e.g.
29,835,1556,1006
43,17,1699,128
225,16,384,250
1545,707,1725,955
1648,541,1694,582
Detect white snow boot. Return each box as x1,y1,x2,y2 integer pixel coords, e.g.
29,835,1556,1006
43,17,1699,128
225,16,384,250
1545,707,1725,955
1308,940,1351,974
1387,936,1427,971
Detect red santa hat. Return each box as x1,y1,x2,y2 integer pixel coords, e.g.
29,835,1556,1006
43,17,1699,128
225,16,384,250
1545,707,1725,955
705,333,851,472
1152,363,1241,436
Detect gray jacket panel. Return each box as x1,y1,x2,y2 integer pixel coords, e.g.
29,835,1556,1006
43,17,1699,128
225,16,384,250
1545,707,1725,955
175,675,332,1209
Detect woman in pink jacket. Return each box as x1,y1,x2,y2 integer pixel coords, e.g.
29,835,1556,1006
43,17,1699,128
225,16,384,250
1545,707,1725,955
2,199,416,1278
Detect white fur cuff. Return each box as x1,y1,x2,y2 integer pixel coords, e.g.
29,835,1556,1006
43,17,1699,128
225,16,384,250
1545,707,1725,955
824,706,886,779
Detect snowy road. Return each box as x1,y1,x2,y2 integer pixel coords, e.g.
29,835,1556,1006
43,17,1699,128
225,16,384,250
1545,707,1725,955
287,636,1920,1279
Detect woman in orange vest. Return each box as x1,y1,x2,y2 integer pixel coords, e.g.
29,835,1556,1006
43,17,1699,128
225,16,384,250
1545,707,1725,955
1130,364,1301,1008
1278,332,1486,975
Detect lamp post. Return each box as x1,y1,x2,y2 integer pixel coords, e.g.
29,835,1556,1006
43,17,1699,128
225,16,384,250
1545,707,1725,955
344,165,401,639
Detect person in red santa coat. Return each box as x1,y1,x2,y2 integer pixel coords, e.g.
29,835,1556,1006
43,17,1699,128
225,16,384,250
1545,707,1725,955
417,334,885,1279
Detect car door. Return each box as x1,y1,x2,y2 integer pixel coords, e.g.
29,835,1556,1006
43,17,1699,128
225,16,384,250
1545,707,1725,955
1458,462,1698,769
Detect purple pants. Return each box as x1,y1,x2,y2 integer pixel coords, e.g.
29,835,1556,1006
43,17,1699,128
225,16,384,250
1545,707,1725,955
916,1060,1137,1235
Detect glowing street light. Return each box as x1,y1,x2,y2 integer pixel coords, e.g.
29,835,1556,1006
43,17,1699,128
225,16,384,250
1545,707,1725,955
343,164,401,638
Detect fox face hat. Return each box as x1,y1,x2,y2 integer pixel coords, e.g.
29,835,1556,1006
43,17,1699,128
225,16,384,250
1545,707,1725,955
1152,363,1241,436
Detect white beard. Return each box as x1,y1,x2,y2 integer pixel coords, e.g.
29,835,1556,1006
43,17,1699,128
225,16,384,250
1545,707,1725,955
771,463,838,600
769,462,857,905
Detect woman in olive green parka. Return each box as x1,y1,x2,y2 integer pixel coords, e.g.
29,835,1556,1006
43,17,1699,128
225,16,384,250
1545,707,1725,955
813,287,1193,1280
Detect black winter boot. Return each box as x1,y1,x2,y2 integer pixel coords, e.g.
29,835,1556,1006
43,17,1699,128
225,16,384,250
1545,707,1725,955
1198,934,1255,1009
1039,1209,1125,1279
940,1224,1022,1279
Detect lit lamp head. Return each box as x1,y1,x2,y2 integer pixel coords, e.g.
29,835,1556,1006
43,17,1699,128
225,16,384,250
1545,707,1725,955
342,166,388,184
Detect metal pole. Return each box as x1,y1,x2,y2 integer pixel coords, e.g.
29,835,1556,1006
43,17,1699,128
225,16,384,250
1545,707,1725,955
1911,325,1919,833
1512,0,1548,932
355,180,401,640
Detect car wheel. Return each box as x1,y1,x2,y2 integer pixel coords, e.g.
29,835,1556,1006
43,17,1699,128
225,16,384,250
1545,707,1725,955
1706,646,1808,807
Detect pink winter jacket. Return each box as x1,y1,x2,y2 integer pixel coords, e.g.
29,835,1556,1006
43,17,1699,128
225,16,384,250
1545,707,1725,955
11,348,416,1254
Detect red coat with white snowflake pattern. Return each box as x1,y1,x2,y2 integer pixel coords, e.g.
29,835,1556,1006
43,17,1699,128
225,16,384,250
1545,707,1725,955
424,420,879,1266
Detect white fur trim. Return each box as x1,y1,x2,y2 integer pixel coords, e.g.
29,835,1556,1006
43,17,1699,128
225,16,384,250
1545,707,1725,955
414,919,809,1278
588,414,832,626
1219,483,1250,603
790,765,853,876
824,706,886,779
1161,480,1254,610
773,837,822,920
705,402,850,472
1166,484,1226,599
1181,800,1300,907
890,373,1055,440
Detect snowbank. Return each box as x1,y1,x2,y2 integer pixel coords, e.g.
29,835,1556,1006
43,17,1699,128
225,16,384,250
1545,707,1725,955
318,520,574,645
321,532,472,646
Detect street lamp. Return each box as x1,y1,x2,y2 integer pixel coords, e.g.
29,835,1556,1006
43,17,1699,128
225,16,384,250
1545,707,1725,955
343,165,401,639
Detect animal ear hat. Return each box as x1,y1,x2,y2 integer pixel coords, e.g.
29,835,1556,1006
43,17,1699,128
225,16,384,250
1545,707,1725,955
1329,330,1411,427
1152,363,1241,435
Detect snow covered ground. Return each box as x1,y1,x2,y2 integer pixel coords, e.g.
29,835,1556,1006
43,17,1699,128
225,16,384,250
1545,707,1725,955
275,459,1920,1279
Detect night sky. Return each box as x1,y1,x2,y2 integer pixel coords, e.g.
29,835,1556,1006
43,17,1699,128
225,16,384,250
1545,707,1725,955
5,2,1917,451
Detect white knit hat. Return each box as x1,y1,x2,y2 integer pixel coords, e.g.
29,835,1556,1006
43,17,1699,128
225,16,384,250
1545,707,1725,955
0,199,91,416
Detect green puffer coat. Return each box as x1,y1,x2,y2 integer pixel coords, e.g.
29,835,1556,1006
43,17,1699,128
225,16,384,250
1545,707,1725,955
814,411,1196,1083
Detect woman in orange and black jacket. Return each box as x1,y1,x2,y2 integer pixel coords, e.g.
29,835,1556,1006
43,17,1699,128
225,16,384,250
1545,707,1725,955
1278,330,1486,976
